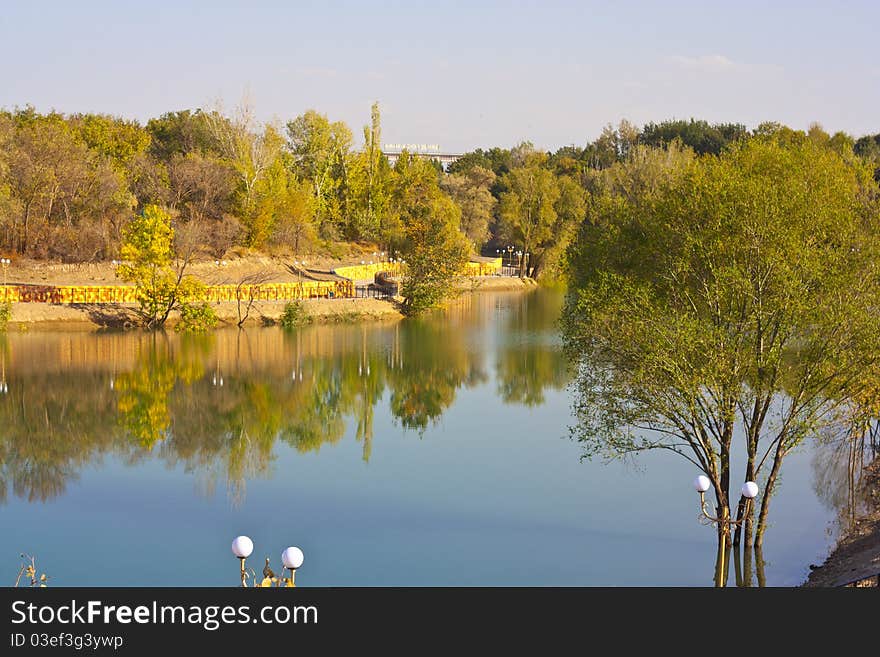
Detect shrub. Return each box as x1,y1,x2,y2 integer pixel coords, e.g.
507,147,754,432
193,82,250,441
175,302,217,333
0,301,10,330
280,301,309,329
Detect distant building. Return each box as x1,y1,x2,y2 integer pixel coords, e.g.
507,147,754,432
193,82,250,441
382,143,463,169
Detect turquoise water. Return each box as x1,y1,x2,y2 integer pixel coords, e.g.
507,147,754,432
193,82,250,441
0,291,841,586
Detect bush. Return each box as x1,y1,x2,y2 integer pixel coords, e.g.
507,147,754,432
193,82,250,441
280,301,309,329
175,302,217,333
0,301,10,330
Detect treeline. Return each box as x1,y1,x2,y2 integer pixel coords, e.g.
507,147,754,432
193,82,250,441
1,104,878,277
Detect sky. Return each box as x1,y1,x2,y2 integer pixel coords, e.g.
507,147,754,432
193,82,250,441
1,0,878,152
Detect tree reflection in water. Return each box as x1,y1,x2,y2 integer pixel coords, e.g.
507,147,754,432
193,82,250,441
0,292,571,506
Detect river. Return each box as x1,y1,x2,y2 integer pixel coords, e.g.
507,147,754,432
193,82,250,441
0,290,844,585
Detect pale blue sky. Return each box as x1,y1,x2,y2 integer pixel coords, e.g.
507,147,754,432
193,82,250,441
1,1,877,151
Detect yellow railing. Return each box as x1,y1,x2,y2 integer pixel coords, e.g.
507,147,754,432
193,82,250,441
332,262,403,282
0,280,354,305
333,258,501,281
465,258,502,276
0,258,501,305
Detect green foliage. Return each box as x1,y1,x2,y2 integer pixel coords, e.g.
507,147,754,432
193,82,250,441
280,301,309,328
3,102,878,281
175,283,217,333
562,136,880,541
118,204,177,327
441,166,496,250
0,301,10,330
146,109,220,161
118,204,209,329
394,157,470,314
286,109,352,239
497,144,584,279
639,118,747,155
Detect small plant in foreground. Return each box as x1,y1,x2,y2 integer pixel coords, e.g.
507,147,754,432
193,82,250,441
15,554,48,587
280,301,309,328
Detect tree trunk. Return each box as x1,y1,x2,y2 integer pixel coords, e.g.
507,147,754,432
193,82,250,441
755,442,786,548
755,543,767,587
733,450,756,546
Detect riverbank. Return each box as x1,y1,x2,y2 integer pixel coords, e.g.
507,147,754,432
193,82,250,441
2,276,535,330
803,455,880,587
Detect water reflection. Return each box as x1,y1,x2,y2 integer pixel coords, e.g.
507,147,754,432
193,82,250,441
811,423,880,536
0,292,571,506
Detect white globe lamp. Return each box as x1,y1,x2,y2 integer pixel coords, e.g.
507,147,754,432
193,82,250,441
231,535,254,558
281,546,305,587
741,481,759,499
281,546,304,570
693,475,711,493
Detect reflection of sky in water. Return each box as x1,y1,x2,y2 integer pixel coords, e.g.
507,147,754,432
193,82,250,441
0,291,840,586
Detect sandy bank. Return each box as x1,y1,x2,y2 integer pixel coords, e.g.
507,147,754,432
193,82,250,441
803,456,880,587
4,296,404,330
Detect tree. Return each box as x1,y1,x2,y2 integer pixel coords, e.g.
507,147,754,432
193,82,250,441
393,155,470,314
533,175,583,280
347,102,391,242
854,133,880,181
562,136,880,564
117,204,215,330
640,119,747,155
497,148,560,278
204,101,284,245
269,174,316,254
1,110,134,260
447,147,512,179
286,109,352,236
146,110,219,161
440,165,496,250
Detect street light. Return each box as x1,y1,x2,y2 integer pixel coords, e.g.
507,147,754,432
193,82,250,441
232,536,305,587
1,257,10,287
231,535,254,587
692,476,759,527
281,547,305,587
693,477,760,587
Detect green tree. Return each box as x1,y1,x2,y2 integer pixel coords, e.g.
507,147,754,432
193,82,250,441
117,204,215,330
204,103,284,246
394,155,470,314
440,165,496,250
497,147,560,278
286,109,352,237
347,102,391,242
640,118,747,155
562,136,880,560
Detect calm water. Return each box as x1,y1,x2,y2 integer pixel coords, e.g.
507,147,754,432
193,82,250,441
1,291,845,586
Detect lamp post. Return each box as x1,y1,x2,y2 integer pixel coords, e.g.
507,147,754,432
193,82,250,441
232,536,305,587
1,258,10,287
231,536,254,587
692,476,759,527
693,476,759,587
281,546,305,587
